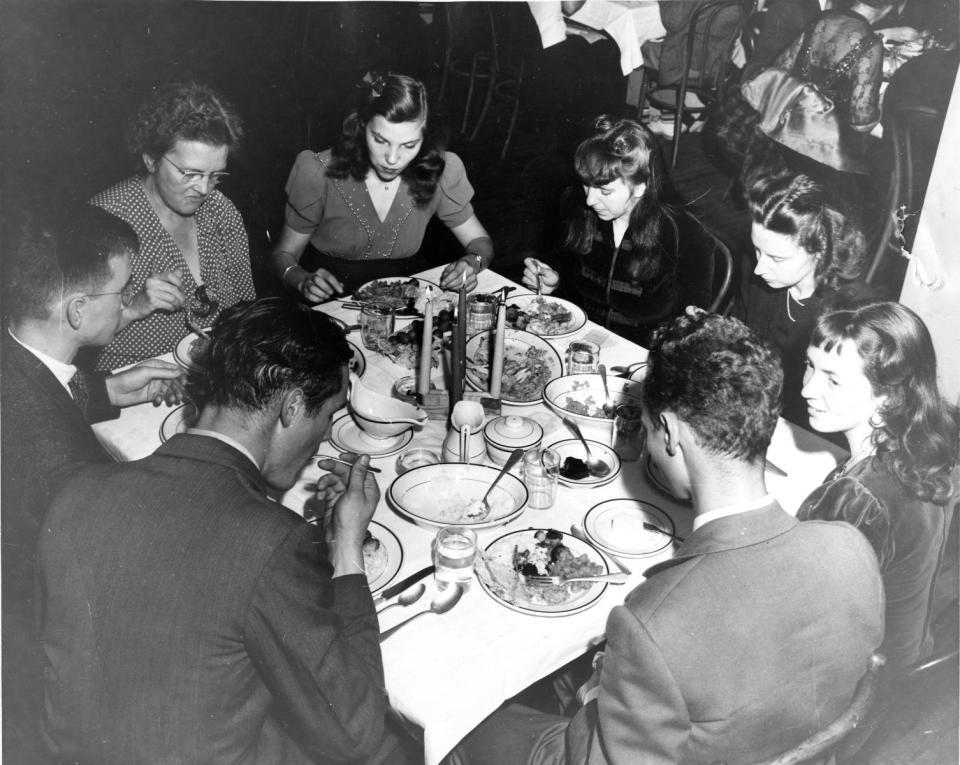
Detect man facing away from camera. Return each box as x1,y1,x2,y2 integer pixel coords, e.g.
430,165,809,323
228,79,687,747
451,312,884,765
36,297,411,764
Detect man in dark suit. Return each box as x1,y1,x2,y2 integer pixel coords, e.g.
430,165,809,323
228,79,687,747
1,205,184,761
37,297,405,764
450,313,884,764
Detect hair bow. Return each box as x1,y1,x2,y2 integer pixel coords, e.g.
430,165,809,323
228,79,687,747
360,71,386,97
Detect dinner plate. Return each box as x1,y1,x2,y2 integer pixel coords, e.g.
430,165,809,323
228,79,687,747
475,528,611,617
366,521,403,595
173,332,205,370
643,454,691,504
504,293,587,339
159,402,198,443
582,499,676,558
328,413,414,458
347,340,367,378
346,276,442,312
549,438,621,489
464,328,563,405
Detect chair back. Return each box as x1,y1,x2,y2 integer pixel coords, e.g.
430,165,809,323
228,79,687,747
682,0,744,93
676,213,736,315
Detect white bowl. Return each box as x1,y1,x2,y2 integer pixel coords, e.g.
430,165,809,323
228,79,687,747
543,374,644,427
483,415,543,465
548,438,622,488
348,373,427,439
387,463,528,530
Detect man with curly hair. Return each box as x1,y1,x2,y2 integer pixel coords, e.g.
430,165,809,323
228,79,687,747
37,298,411,764
450,313,884,764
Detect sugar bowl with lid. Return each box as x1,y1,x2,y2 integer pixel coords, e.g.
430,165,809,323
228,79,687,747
483,415,544,466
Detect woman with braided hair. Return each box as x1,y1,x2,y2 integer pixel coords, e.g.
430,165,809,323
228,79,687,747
734,173,875,430
271,72,493,301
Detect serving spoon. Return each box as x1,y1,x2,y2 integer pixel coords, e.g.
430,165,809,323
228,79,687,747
598,364,615,417
379,583,464,640
562,417,611,478
375,582,426,616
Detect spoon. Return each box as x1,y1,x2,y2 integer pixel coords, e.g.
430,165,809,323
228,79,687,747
570,524,632,575
471,448,524,520
562,417,611,478
375,582,426,615
598,364,615,417
379,583,464,640
610,361,647,378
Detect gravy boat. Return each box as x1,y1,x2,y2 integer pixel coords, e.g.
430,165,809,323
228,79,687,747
348,373,428,439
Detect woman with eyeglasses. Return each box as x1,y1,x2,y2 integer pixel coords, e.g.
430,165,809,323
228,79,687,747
797,302,958,674
89,82,256,370
271,72,494,302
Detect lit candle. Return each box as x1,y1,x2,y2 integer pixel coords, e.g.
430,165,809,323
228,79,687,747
418,288,434,399
455,272,468,402
489,295,506,398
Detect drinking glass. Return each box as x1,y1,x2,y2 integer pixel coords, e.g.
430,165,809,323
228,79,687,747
466,294,497,334
522,447,561,510
396,448,441,474
613,404,645,462
433,526,478,591
359,303,395,350
566,341,600,375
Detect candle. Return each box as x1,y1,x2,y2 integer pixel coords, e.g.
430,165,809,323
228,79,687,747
450,318,462,406
418,288,434,400
489,296,506,398
455,273,468,403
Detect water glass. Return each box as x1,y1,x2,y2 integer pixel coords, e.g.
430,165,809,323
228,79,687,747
613,404,645,462
359,303,395,350
466,294,497,334
396,448,441,474
522,447,561,510
566,341,601,375
433,526,478,591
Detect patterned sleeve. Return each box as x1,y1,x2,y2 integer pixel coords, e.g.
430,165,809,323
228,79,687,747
216,194,256,302
847,38,883,130
283,150,329,234
435,152,476,229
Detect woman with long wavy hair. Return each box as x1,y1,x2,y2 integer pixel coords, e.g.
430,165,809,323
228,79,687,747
797,301,958,672
522,116,718,346
271,72,493,301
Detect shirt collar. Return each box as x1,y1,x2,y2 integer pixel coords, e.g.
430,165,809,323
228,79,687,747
7,327,78,395
692,493,775,532
185,428,261,470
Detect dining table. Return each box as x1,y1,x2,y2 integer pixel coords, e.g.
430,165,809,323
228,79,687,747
92,264,846,765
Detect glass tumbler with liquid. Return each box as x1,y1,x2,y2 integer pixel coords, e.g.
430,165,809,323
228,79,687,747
522,447,561,509
433,526,478,590
359,302,395,350
466,294,497,334
566,340,600,375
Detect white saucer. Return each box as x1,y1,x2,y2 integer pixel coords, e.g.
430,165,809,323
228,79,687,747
328,413,414,458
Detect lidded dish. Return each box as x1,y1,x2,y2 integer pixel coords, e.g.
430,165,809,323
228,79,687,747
483,415,543,465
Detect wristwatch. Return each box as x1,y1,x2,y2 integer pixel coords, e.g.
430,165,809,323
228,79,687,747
465,252,483,273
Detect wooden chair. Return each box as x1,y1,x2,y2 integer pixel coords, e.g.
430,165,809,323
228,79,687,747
676,214,737,315
634,0,744,168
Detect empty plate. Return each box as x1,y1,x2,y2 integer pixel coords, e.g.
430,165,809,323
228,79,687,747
582,499,676,558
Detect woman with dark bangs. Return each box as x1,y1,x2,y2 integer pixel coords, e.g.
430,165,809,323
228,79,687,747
272,72,493,301
522,116,717,346
797,302,958,673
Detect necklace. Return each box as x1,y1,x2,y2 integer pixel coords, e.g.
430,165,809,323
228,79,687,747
366,174,400,192
785,290,806,323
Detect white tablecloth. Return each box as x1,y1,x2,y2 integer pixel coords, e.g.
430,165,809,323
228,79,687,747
92,265,845,764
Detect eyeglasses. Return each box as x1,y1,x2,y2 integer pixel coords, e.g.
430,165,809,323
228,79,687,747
191,284,220,318
83,285,136,307
160,155,230,188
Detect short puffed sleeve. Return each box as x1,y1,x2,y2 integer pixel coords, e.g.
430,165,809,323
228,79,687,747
283,150,330,233
435,152,476,229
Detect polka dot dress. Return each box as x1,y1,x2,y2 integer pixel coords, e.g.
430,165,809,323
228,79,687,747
90,176,256,371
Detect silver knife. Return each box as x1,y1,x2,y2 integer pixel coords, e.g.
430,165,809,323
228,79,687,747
372,565,435,607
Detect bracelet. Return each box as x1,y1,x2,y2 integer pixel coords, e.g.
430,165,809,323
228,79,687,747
282,264,299,288
464,252,483,273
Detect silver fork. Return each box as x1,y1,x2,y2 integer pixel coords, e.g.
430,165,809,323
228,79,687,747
519,571,628,586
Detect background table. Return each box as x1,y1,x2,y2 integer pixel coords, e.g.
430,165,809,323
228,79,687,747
92,265,845,764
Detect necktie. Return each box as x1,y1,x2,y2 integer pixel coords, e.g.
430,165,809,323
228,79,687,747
68,372,89,414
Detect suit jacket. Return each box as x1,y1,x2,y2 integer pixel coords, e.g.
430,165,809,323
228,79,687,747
566,504,884,765
38,434,387,765
1,333,117,762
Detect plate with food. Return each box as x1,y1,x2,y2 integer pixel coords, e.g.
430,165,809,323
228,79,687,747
505,293,586,338
173,332,208,370
543,374,643,425
159,402,198,443
387,463,528,531
582,499,676,558
348,277,441,313
549,439,622,488
374,308,454,369
364,521,403,595
475,528,611,616
465,328,562,405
